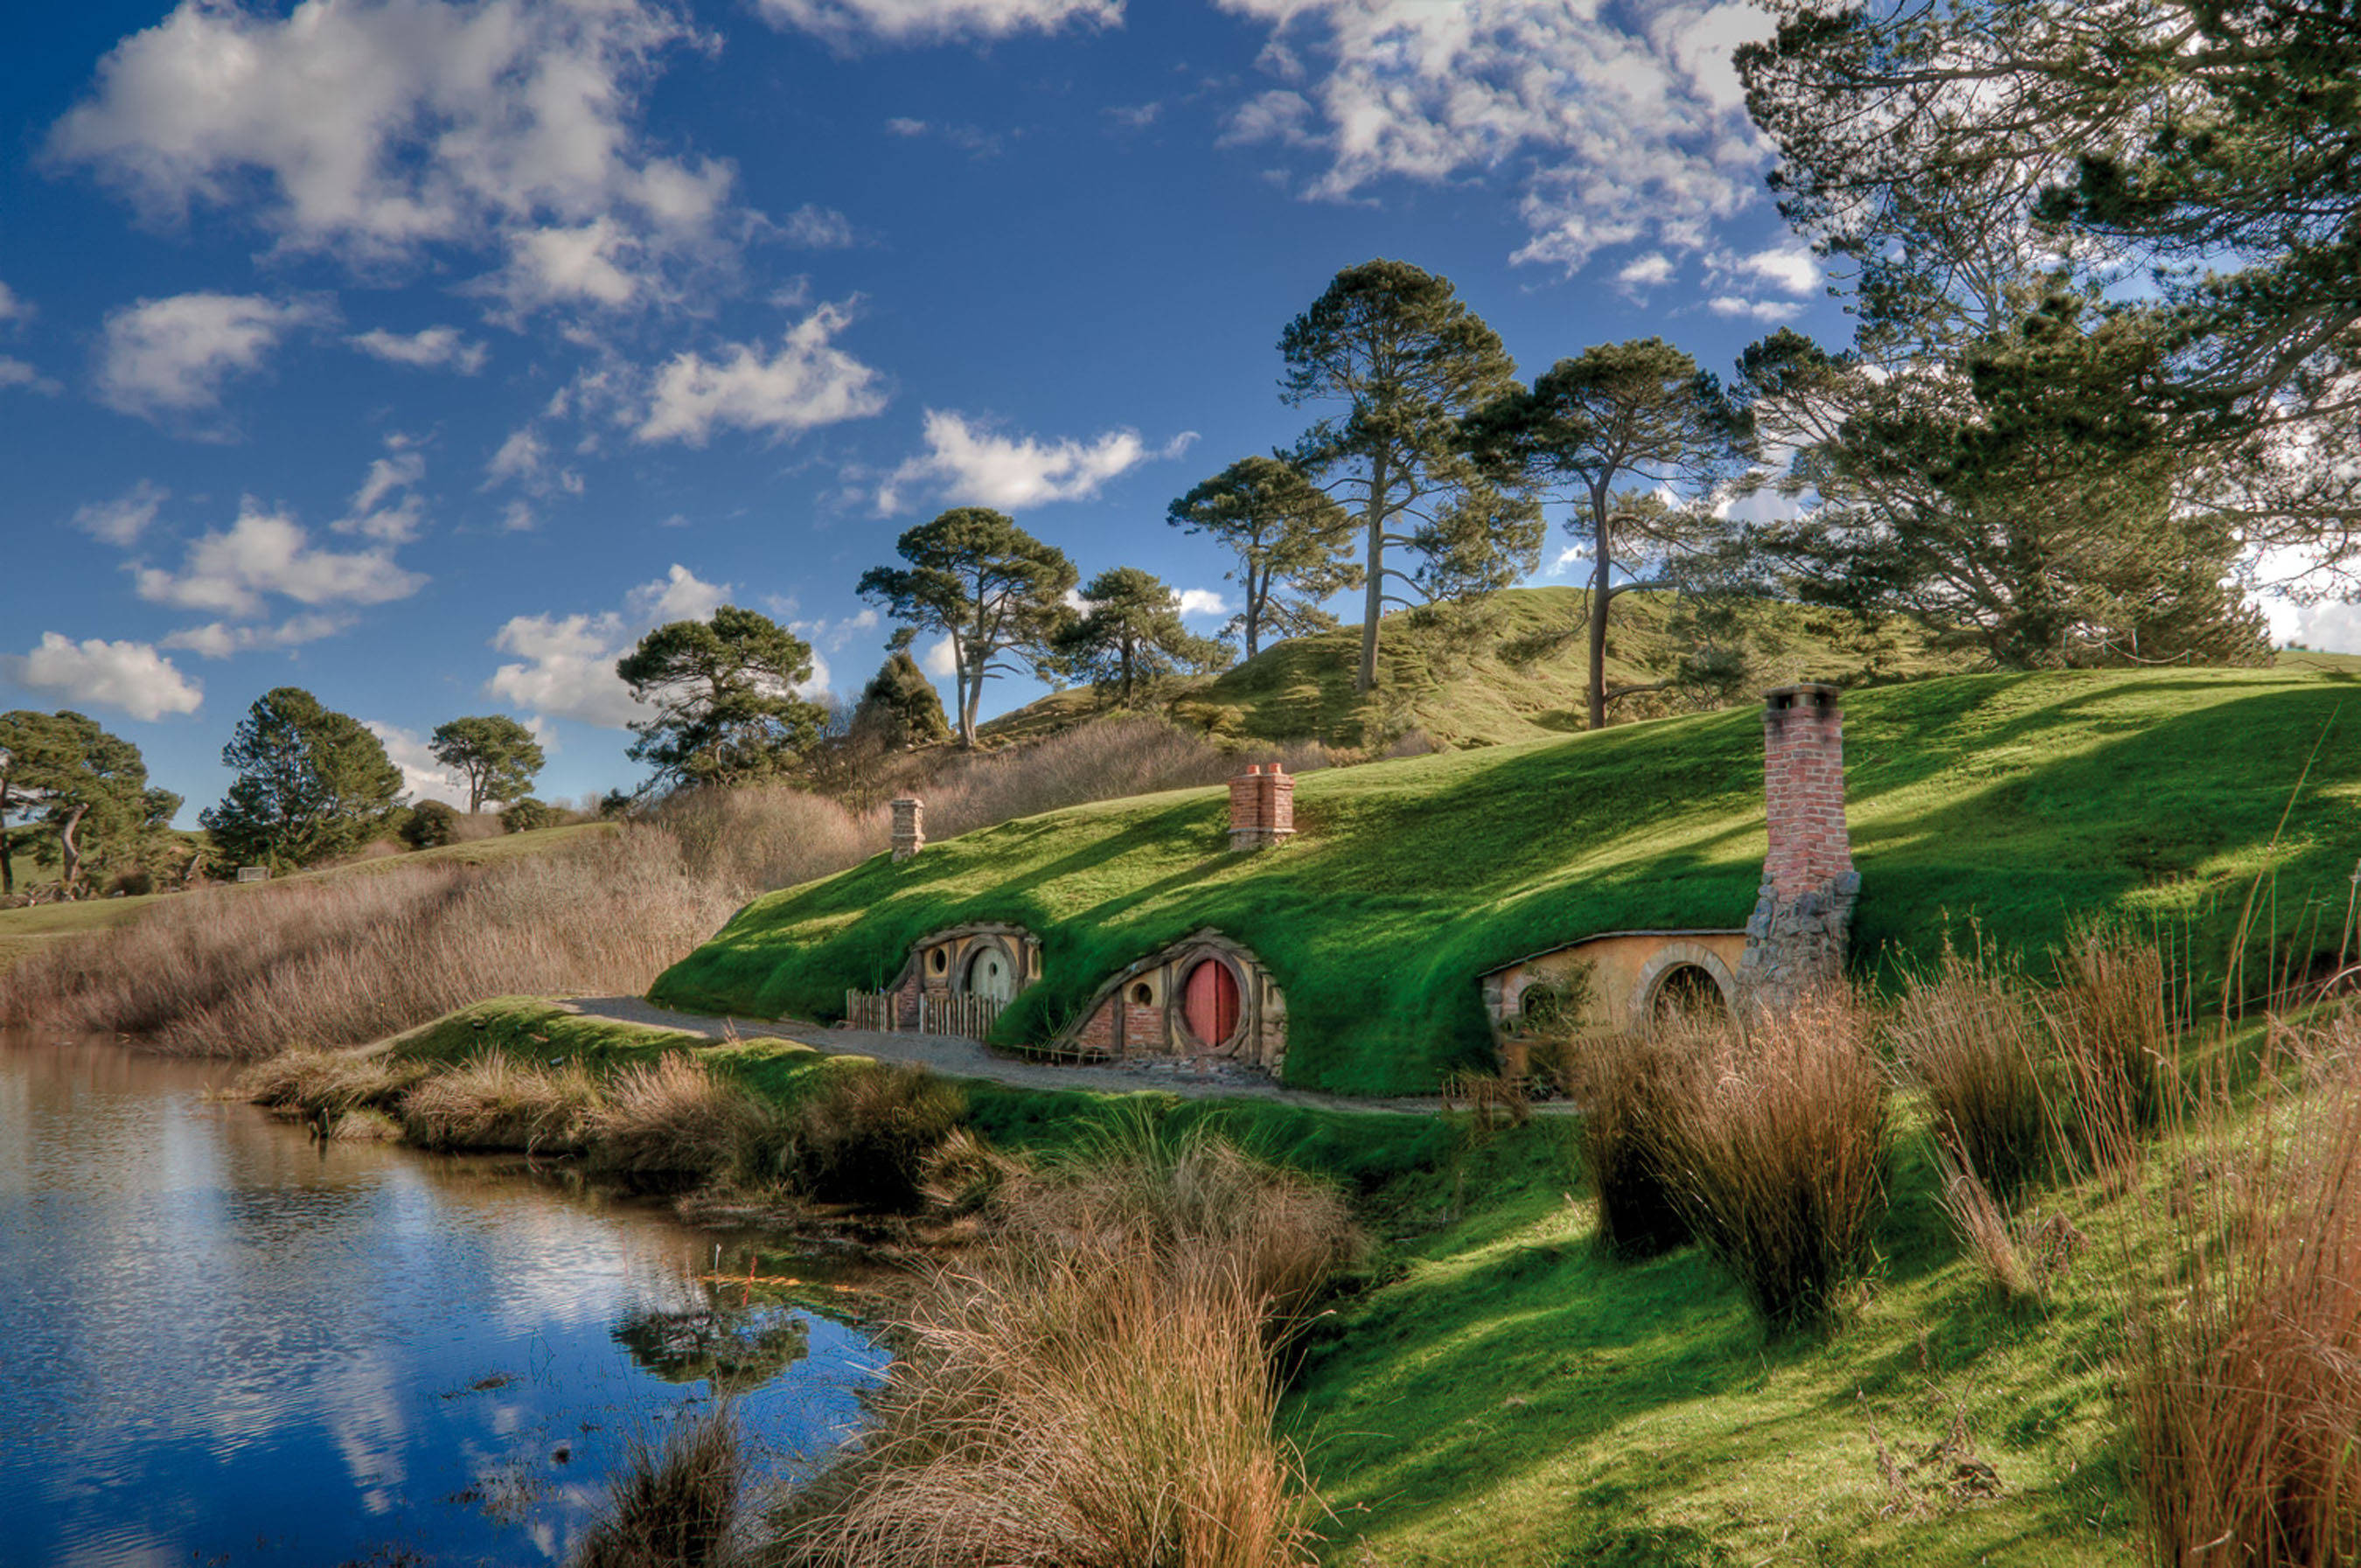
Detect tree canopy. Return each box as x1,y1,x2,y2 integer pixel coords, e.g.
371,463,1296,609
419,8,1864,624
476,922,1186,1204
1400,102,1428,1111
616,605,826,793
428,714,546,813
201,686,404,869
1280,259,1542,692
0,709,164,896
1167,455,1358,659
1052,567,1231,707
853,644,953,749
856,508,1078,746
1466,338,1745,727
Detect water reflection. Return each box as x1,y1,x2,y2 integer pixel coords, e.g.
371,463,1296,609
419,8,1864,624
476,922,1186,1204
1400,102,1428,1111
0,1035,886,1568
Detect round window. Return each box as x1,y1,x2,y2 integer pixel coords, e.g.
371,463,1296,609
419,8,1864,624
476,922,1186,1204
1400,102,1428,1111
1130,982,1153,1006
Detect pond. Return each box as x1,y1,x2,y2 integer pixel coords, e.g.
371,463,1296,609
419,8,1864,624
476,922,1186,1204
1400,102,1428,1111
0,1034,888,1567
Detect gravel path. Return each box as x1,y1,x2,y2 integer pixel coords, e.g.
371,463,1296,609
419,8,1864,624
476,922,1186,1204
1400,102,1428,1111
560,995,1449,1117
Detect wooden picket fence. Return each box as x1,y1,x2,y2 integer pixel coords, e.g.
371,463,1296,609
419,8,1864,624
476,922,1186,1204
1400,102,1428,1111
923,993,1003,1042
845,989,895,1032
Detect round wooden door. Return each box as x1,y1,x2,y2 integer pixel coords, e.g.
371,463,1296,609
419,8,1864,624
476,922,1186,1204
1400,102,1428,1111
966,946,1015,1003
1181,959,1240,1049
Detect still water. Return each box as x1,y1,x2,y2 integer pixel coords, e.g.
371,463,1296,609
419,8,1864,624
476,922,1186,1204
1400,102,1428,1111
0,1035,888,1568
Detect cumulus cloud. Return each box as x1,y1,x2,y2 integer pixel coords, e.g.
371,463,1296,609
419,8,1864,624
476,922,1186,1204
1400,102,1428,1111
634,302,889,446
1215,0,1776,275
0,357,60,395
348,324,486,373
1725,242,1821,296
96,292,323,427
0,281,26,323
162,613,352,659
135,501,427,618
0,632,202,721
334,442,430,543
1618,252,1676,289
364,720,470,805
757,0,1122,45
1706,295,1799,322
47,0,732,310
73,480,169,547
782,204,857,248
489,563,768,728
1176,589,1229,618
880,409,1194,512
920,634,959,678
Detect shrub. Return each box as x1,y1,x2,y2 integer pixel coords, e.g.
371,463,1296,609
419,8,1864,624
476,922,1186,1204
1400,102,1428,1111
1575,1028,1699,1260
1891,948,2055,1207
500,797,567,833
775,1062,968,1210
573,1405,744,1568
1655,992,1891,1333
400,1050,600,1153
402,800,460,849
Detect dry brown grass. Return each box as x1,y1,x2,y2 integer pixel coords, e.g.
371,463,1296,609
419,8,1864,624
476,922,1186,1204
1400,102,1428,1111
400,1050,602,1153
575,1405,746,1568
1891,948,2055,1208
1654,992,1892,1334
768,1130,1351,1568
235,1047,428,1116
1571,1029,1699,1260
768,1063,967,1211
1,827,736,1057
2126,1021,2361,1566
2043,926,2177,1185
592,1051,759,1184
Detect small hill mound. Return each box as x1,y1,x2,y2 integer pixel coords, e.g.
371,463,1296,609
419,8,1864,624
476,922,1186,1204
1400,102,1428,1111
653,666,2361,1095
983,586,1974,749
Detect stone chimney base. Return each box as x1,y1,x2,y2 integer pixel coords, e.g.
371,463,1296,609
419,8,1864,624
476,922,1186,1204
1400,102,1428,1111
1735,870,1860,1015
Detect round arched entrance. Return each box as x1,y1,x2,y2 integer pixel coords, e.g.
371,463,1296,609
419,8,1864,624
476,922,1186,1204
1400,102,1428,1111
965,942,1018,1003
1180,957,1242,1051
1649,962,1728,1023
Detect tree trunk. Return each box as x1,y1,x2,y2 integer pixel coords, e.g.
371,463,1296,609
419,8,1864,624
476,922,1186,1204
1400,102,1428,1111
1588,487,1612,731
58,802,89,897
1357,452,1391,694
1243,564,1264,660
0,782,13,896
1119,636,1134,707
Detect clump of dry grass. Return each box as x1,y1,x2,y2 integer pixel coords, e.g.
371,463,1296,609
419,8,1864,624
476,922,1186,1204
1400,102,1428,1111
2126,1023,2361,1565
574,1405,746,1568
1572,1028,1699,1260
1654,992,1891,1334
2043,927,2176,1185
234,1047,428,1116
592,1052,759,1185
743,1063,967,1211
1891,948,2055,1208
1,827,737,1058
400,1050,601,1153
770,1130,1350,1568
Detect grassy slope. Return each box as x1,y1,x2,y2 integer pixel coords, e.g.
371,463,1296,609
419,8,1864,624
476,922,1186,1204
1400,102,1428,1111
655,666,2361,1095
1288,1100,2155,1567
0,823,615,973
985,587,1973,749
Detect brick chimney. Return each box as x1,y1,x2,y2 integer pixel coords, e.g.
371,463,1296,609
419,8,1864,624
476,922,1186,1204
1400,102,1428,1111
891,797,925,862
1737,685,1859,1011
1227,763,1296,852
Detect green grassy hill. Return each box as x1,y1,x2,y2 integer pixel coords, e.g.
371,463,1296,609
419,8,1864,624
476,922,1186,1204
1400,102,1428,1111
654,666,2361,1095
984,586,1974,749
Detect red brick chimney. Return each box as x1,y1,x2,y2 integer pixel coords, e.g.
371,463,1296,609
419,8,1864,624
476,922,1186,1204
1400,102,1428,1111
1227,763,1296,852
890,797,924,862
1738,684,1858,1010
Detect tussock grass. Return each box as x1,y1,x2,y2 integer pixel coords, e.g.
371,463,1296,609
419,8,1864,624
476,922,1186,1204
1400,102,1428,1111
235,1048,428,1116
593,1052,759,1184
3,827,734,1057
2125,1019,2361,1566
1891,948,2054,1207
1656,992,1891,1334
574,1405,745,1568
1571,1029,1696,1260
2044,925,2177,1184
766,1063,966,1211
771,1131,1351,1568
400,1050,602,1153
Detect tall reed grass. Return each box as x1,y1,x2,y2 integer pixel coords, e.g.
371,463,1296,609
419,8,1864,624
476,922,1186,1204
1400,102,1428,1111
1890,948,2054,1208
2042,925,2177,1185
574,1405,746,1568
1573,1029,1697,1260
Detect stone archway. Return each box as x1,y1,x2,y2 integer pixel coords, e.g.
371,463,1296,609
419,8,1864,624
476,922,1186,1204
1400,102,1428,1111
1628,941,1739,1030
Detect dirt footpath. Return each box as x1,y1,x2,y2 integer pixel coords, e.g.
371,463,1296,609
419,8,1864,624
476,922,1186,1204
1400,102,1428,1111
560,994,1451,1117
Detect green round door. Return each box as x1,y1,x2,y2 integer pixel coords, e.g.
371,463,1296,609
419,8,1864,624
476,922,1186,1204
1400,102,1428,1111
966,946,1015,1003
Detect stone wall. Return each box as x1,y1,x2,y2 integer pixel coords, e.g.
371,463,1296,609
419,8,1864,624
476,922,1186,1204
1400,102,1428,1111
1737,683,1859,1013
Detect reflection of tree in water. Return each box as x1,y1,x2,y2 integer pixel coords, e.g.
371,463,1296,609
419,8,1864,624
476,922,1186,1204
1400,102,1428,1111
612,1307,811,1393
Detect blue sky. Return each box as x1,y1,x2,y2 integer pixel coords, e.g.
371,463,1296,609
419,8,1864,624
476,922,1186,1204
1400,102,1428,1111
0,0,1989,816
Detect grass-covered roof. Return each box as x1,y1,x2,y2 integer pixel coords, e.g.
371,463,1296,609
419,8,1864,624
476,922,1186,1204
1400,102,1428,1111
653,666,2361,1095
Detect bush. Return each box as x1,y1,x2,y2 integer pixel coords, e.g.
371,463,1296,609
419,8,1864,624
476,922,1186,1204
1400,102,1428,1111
500,797,567,833
1655,993,1891,1334
402,800,460,849
765,1062,967,1210
1575,1029,1698,1260
1891,948,2054,1207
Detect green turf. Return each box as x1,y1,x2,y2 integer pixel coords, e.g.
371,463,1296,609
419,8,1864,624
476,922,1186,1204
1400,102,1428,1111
985,586,1974,749
652,666,2361,1095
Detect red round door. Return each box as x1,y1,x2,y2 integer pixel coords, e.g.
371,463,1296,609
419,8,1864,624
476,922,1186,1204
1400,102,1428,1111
1182,959,1239,1049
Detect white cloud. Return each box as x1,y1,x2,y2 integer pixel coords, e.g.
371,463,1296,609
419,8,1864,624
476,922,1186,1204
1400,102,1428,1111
920,634,959,678
757,0,1122,45
484,216,645,314
0,357,60,395
886,116,930,137
634,302,889,446
488,563,753,728
1219,89,1313,149
484,426,547,486
880,409,1194,512
0,633,202,721
0,281,26,323
1177,589,1229,618
1215,0,1777,275
47,0,730,310
782,204,856,247
348,324,486,373
335,443,429,543
364,721,470,805
1727,242,1820,296
1618,252,1676,289
96,292,323,425
1706,294,1798,322
163,613,352,659
135,501,427,618
73,480,169,547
